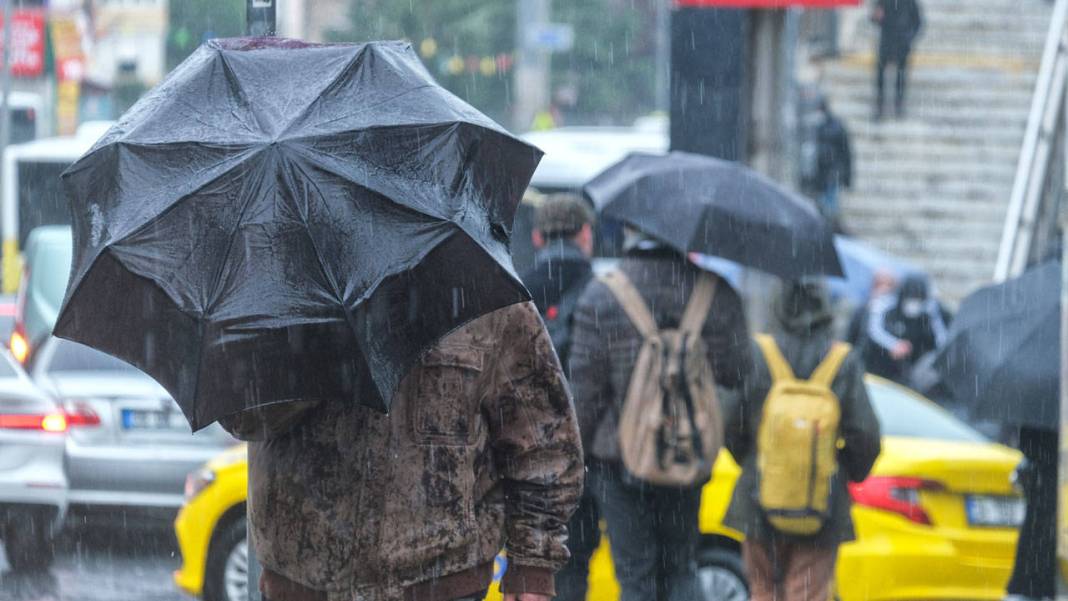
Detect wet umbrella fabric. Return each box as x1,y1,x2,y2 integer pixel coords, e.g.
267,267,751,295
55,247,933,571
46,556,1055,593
584,151,843,279
935,260,1060,430
54,38,540,431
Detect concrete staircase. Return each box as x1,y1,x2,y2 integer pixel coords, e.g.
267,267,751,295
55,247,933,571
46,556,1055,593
818,0,1052,303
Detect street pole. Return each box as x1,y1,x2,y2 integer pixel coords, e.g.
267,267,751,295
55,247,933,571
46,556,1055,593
243,5,275,599
513,0,551,132
247,0,277,37
654,0,670,113
0,0,13,235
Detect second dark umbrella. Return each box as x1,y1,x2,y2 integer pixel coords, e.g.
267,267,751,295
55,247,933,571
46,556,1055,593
584,151,843,279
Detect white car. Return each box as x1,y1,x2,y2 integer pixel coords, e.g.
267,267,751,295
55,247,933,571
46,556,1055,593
0,348,67,570
30,337,234,523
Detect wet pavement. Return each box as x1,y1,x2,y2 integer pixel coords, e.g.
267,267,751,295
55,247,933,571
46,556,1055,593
0,526,191,601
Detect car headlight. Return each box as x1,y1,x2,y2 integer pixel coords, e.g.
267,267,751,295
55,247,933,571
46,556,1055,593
184,468,216,503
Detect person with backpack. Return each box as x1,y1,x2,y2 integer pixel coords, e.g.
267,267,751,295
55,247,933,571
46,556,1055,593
569,230,752,601
724,280,881,601
519,192,596,601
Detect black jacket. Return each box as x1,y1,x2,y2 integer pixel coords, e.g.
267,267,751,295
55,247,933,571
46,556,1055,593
569,249,752,462
520,240,592,367
877,0,923,61
723,327,881,546
816,113,853,191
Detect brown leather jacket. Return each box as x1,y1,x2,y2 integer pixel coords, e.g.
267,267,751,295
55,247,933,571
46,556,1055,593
222,302,583,601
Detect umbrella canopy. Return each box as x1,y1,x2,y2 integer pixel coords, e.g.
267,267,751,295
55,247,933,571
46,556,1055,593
584,151,843,279
935,260,1060,430
54,38,541,430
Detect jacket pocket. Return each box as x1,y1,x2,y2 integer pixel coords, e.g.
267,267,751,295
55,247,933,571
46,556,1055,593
378,443,478,572
413,344,484,445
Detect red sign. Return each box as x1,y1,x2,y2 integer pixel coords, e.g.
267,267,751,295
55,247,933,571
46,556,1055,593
0,10,45,78
675,0,860,6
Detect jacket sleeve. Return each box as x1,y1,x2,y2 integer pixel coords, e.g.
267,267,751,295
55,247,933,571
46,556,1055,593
841,125,854,188
485,302,584,596
866,294,903,352
835,351,882,483
568,282,614,450
723,341,766,463
706,281,753,390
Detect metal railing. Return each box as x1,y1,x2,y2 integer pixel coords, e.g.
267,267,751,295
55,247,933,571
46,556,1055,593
995,0,1068,281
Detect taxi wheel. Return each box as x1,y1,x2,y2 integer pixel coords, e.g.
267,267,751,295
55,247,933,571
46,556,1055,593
205,515,249,601
2,516,55,571
696,547,748,601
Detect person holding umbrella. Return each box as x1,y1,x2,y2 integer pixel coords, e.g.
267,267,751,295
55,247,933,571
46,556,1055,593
936,261,1061,601
54,39,583,601
571,151,844,601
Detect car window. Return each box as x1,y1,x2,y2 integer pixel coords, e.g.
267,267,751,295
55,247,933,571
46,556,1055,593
45,339,139,374
32,239,73,308
867,379,987,443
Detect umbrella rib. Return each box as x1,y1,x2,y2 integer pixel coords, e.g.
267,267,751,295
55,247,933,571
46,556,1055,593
218,51,272,136
201,152,279,317
279,84,437,139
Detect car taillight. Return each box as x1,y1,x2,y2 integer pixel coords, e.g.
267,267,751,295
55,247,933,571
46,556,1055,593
9,327,28,364
849,476,944,525
0,411,67,431
62,401,101,427
0,403,100,432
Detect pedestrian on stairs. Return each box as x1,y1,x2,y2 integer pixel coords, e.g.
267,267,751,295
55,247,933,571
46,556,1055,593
872,0,924,120
813,97,853,228
724,280,881,601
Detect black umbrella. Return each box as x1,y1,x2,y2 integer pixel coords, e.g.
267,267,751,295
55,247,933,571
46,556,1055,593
54,38,540,430
583,151,843,279
935,260,1060,430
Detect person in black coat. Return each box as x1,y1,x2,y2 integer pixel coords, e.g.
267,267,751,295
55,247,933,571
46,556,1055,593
519,192,595,601
873,0,923,120
814,98,853,225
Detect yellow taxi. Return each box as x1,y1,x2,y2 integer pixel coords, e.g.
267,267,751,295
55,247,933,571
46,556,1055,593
174,377,1023,601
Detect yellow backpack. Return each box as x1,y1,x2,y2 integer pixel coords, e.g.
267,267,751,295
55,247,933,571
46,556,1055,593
754,334,850,536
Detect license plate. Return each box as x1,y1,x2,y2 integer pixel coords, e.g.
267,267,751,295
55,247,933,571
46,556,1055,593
966,495,1025,528
121,409,186,431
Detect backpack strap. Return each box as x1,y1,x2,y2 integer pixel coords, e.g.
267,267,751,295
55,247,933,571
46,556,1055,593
809,342,852,388
678,273,718,336
600,271,658,339
755,334,796,383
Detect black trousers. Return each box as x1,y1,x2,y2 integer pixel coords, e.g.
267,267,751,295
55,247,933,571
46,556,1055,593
555,486,601,601
1006,426,1059,598
588,462,703,601
875,50,911,116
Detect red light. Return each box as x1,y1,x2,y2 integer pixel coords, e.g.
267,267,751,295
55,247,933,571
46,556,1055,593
0,402,99,432
0,412,65,431
849,476,943,525
63,401,101,427
546,305,559,320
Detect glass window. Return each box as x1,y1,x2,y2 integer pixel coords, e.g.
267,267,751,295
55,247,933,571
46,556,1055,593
867,379,987,443
45,339,139,374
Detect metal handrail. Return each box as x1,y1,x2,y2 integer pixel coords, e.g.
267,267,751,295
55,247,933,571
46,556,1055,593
994,0,1068,281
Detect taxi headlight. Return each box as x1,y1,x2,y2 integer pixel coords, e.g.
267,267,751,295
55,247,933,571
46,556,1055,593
184,468,216,503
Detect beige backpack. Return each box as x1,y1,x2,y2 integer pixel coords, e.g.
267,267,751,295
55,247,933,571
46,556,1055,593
600,270,722,487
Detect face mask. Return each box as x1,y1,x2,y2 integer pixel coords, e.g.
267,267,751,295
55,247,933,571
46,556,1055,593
902,298,924,318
